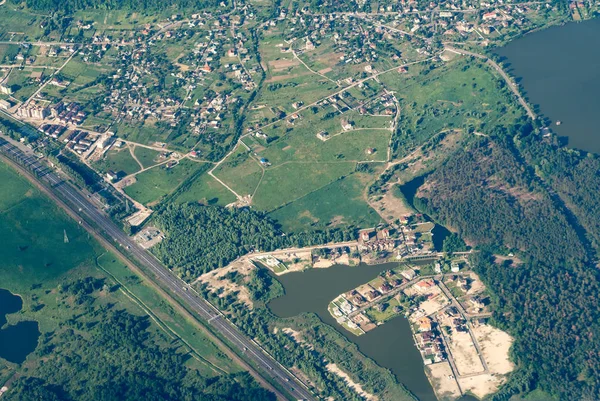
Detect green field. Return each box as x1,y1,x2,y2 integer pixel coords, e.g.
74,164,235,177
133,145,161,169
175,169,237,206
212,146,264,197
269,172,382,232
92,147,141,176
0,159,239,377
252,161,356,211
0,162,95,291
124,159,205,205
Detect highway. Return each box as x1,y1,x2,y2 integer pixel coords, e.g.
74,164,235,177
0,137,317,401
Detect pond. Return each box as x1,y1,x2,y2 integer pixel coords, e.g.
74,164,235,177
268,262,478,401
0,288,40,364
495,17,600,154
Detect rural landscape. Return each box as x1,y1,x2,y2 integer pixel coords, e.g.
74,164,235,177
1,0,600,401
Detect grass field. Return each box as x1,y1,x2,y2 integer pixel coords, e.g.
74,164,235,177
0,162,95,291
251,161,356,211
0,159,238,375
212,146,264,198
175,169,237,206
133,146,161,168
269,172,382,232
92,147,141,176
378,58,525,159
124,159,205,205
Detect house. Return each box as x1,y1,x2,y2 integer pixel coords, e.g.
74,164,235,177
414,279,435,293
106,170,119,181
451,261,461,273
259,157,271,166
360,230,372,242
316,131,329,141
400,269,416,281
0,99,12,110
417,317,432,332
341,118,354,131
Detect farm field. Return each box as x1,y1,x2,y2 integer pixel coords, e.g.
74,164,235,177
269,172,382,232
124,158,205,205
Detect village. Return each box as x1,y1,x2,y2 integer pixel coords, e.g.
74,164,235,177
327,256,514,401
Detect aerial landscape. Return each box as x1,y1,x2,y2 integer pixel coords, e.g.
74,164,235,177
0,0,599,400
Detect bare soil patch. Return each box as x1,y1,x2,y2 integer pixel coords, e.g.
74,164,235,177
472,324,514,375
194,260,254,307
426,362,461,401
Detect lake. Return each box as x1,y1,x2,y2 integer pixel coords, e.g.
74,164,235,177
495,17,600,154
268,262,477,401
0,288,40,364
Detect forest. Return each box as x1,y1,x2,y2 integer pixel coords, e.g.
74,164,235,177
6,277,274,401
153,203,356,279
411,134,600,400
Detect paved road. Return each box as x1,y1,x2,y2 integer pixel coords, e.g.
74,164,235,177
0,137,317,401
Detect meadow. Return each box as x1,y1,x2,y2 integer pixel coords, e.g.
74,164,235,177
174,169,237,206
269,172,383,232
124,158,205,205
92,147,141,176
0,159,239,381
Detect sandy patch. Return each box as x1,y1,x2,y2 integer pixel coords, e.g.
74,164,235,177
326,364,378,401
446,330,485,376
457,373,503,399
194,260,254,307
472,324,514,375
313,258,335,268
426,362,461,401
466,272,486,296
115,175,137,189
419,293,450,316
267,250,313,274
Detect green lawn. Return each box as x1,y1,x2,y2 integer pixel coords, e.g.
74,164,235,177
124,159,204,205
269,172,382,232
175,169,237,206
0,162,95,291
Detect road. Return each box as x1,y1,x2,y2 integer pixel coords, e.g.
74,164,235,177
0,136,318,401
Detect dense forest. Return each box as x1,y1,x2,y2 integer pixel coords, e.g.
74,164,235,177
153,203,356,278
22,0,226,13
6,277,274,401
411,135,600,399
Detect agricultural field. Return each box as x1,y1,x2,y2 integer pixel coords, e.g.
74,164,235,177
269,171,383,232
124,158,205,205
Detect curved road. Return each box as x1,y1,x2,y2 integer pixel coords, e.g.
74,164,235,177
0,137,317,401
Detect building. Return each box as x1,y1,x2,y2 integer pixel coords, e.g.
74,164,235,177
106,170,119,182
417,317,432,332
0,84,13,95
360,230,372,242
18,104,50,119
341,118,354,131
400,269,416,281
0,99,11,110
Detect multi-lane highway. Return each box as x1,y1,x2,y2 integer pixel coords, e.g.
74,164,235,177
0,137,317,401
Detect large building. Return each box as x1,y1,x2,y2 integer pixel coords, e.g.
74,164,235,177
0,84,13,95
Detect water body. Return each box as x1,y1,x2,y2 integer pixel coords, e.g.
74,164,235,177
495,18,600,154
0,288,40,364
269,262,441,401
